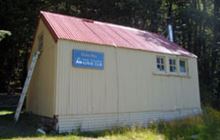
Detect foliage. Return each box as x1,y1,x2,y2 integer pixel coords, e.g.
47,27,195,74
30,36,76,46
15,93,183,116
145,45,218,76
1,107,220,139
0,0,220,108
0,110,13,115
148,107,220,140
0,30,11,41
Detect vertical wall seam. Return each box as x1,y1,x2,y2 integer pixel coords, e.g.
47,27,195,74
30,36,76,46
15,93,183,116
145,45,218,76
67,45,71,115
114,47,120,124
53,43,56,116
55,41,60,115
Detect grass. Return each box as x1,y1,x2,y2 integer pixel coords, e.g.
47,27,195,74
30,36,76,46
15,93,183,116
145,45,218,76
0,110,13,116
0,107,220,140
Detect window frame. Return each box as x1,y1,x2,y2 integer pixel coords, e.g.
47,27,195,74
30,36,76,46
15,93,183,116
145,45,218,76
153,55,189,77
156,56,166,73
168,57,177,74
179,58,188,76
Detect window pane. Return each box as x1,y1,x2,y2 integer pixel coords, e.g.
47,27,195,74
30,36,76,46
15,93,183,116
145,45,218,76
169,59,172,64
180,60,186,73
157,64,160,69
156,56,165,71
170,66,173,72
157,58,160,63
169,58,176,72
173,60,176,65
173,66,176,72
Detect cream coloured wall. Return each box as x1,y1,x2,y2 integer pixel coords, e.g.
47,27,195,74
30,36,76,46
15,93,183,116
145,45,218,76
55,39,201,116
26,19,57,117
55,40,118,115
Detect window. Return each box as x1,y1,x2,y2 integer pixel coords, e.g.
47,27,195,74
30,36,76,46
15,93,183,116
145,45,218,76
169,58,176,72
179,59,187,73
156,56,165,71
154,56,189,77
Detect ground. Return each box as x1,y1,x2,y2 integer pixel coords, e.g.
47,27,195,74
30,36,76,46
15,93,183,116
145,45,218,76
0,107,220,140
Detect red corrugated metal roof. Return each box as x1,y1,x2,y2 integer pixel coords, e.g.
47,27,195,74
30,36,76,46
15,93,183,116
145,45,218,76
40,11,196,58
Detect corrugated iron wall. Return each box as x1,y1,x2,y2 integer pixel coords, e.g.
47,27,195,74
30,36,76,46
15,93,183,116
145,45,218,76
55,40,118,115
26,19,57,117
58,109,201,132
55,40,201,131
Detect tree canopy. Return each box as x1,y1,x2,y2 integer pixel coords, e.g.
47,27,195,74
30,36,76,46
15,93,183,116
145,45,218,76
0,0,219,109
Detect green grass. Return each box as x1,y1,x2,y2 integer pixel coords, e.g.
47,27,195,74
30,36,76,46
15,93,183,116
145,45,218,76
1,107,220,140
0,110,13,116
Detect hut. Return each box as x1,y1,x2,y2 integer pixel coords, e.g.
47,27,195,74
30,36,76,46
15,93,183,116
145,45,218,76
26,11,201,133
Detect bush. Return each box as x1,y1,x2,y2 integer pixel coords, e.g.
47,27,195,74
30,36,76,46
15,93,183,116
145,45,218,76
147,107,220,140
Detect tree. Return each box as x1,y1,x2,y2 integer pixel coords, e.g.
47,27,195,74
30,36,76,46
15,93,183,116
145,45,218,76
0,30,11,41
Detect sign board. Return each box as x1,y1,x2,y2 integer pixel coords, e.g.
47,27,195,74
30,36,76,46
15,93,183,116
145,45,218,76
72,49,104,70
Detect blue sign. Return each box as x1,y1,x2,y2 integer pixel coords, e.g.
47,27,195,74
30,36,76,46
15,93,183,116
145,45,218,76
72,49,104,70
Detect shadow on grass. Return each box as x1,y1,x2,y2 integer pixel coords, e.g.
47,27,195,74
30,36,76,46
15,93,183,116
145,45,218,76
0,110,113,139
0,111,40,139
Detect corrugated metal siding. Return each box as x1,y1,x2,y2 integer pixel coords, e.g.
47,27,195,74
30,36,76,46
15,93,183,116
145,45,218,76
40,11,196,58
58,108,201,132
55,40,201,132
55,40,118,115
26,19,57,117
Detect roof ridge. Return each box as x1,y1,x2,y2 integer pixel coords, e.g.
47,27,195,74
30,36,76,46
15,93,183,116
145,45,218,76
40,11,151,34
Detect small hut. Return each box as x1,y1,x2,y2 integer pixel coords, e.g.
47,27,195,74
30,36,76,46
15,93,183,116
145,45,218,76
27,11,201,133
